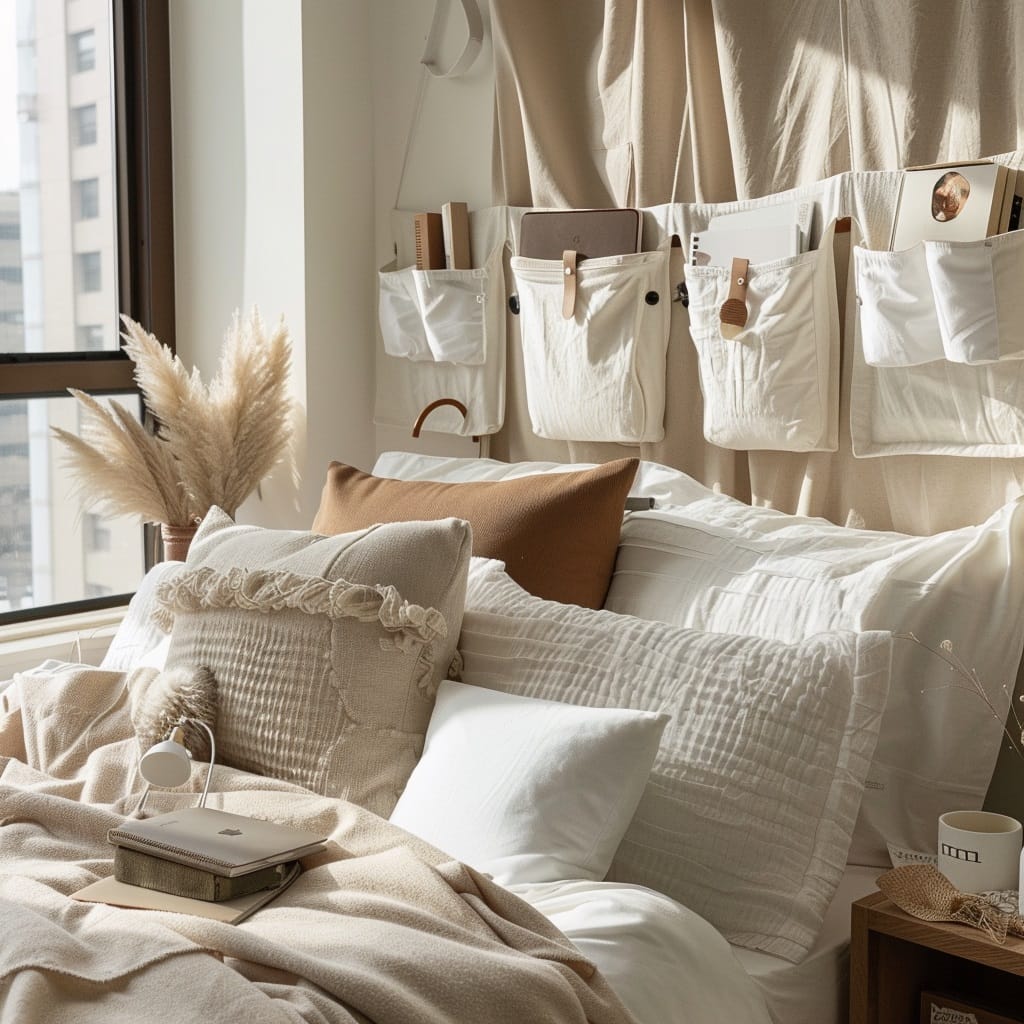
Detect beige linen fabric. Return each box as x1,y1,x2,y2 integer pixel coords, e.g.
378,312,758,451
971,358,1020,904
490,0,1024,536
155,507,472,817
492,0,1024,206
0,665,634,1024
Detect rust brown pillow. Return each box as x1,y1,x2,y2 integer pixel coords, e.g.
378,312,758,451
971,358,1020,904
312,458,638,609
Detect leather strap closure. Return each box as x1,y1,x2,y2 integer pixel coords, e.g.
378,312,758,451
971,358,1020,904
719,257,750,340
412,397,479,441
562,250,578,319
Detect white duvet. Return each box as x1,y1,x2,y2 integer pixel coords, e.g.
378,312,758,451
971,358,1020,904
512,879,772,1024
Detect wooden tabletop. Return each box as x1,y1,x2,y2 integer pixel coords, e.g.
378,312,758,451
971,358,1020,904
853,890,1024,976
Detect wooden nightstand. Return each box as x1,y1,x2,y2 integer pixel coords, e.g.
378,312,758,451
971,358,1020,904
850,890,1024,1023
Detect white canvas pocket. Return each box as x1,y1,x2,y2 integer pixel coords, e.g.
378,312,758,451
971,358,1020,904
683,220,839,451
413,266,489,365
375,241,507,438
379,249,498,366
855,230,1024,367
854,245,942,366
510,247,670,443
378,266,432,360
926,241,999,364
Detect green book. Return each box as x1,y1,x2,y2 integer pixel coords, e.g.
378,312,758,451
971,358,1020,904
113,845,296,902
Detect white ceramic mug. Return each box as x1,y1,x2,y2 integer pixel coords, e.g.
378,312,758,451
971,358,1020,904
938,810,1023,893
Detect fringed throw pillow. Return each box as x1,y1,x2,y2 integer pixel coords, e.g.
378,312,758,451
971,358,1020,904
153,507,472,816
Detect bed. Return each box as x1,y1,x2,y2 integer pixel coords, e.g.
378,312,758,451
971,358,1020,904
4,452,1024,1024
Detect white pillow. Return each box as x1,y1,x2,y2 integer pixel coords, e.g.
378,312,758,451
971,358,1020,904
604,496,1024,866
390,678,667,886
100,561,182,672
372,451,713,507
458,560,893,963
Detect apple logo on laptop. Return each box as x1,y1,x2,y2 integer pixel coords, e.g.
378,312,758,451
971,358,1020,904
218,828,243,836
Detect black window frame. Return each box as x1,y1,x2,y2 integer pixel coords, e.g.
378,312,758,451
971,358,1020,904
0,0,175,627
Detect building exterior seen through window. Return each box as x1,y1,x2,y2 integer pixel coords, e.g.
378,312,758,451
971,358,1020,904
74,177,99,220
70,29,95,73
0,0,145,616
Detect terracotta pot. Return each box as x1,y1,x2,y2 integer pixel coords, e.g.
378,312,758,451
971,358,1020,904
161,522,198,562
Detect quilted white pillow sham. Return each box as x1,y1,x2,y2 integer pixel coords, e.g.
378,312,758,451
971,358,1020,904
390,680,668,885
604,495,1024,867
154,507,472,817
458,560,893,963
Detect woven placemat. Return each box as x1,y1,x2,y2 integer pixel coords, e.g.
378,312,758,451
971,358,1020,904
877,864,1024,943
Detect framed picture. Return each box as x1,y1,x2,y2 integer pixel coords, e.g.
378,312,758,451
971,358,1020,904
921,990,1024,1024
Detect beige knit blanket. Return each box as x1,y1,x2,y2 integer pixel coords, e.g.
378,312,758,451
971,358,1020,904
0,665,634,1024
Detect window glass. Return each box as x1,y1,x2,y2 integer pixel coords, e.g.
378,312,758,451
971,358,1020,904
0,392,144,614
76,323,104,349
71,103,97,147
0,0,155,622
74,177,99,219
76,250,101,292
70,29,95,73
1,4,119,357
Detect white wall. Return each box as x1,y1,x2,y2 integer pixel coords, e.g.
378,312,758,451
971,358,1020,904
169,0,494,528
371,0,495,459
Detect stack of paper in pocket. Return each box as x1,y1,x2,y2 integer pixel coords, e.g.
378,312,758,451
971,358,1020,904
689,201,810,267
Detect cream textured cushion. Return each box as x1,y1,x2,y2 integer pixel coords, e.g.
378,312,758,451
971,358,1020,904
458,560,893,963
154,507,472,816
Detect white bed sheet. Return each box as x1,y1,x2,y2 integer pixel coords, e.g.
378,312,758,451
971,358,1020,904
509,878,773,1024
732,864,881,1024
514,865,880,1024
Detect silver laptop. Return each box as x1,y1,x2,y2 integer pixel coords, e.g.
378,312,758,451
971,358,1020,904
108,808,328,877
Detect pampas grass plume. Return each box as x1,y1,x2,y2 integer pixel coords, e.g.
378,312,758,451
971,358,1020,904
54,309,294,526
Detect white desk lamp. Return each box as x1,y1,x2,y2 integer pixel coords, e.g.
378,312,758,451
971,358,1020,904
137,717,217,814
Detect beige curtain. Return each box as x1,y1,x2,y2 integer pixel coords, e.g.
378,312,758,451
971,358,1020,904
489,0,1024,536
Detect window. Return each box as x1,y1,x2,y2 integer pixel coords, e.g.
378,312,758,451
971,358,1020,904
71,103,97,147
74,178,99,220
0,2,175,625
76,251,101,292
84,512,111,552
76,324,104,350
70,30,96,73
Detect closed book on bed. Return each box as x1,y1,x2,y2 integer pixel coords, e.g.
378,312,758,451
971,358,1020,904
107,807,327,877
113,845,294,902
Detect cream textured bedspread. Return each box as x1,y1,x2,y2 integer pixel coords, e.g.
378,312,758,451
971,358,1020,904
0,665,635,1024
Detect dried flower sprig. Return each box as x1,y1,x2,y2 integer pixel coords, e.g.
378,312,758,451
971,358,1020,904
53,309,295,526
896,631,1024,760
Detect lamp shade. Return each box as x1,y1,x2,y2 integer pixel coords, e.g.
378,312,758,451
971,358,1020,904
139,737,192,788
